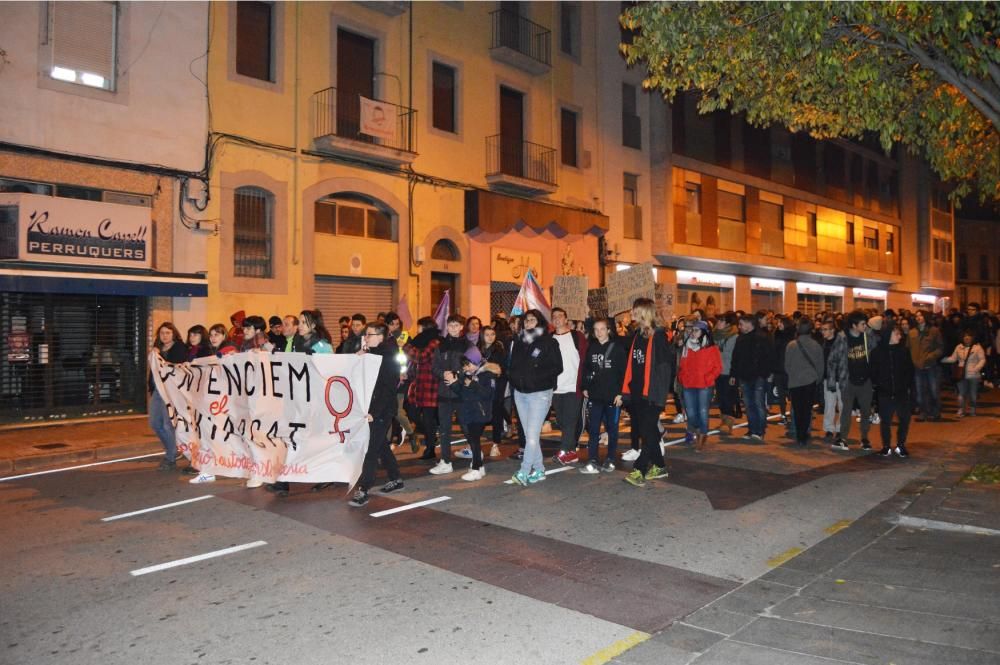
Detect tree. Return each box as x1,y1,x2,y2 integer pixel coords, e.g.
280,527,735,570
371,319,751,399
621,2,1000,202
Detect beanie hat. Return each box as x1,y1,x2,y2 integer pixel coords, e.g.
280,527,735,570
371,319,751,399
691,320,710,333
868,316,884,331
463,346,483,366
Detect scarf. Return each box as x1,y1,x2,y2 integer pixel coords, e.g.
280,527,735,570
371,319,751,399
519,326,545,345
622,332,654,398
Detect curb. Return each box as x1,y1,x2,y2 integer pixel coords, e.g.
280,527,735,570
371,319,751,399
1,441,162,476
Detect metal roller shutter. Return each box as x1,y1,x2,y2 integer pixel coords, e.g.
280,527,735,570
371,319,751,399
313,276,394,323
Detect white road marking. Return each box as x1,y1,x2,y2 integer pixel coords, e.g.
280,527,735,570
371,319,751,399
102,495,215,522
370,496,451,518
544,466,573,476
130,540,267,577
0,453,163,483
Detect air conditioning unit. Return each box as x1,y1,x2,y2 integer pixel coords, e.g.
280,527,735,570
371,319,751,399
103,191,152,207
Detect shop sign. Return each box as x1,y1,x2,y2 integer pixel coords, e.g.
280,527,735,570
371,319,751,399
0,193,151,269
491,247,543,284
552,275,589,321
6,332,30,362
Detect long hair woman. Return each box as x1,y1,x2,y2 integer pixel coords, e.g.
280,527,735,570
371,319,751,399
621,298,674,487
186,324,213,361
294,310,334,354
149,322,188,471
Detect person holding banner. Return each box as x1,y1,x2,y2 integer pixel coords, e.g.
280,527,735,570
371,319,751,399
508,309,563,486
350,323,405,507
621,299,673,488
149,322,188,472
208,324,237,357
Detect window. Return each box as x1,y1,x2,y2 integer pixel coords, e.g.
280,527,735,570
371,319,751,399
885,231,895,254
958,252,968,279
622,83,641,150
684,181,702,246
685,182,701,214
759,200,784,258
432,62,457,133
980,254,989,280
959,286,967,306
863,227,879,250
315,195,394,241
846,220,855,244
0,178,54,195
234,186,274,278
933,238,952,263
236,1,273,81
47,1,118,91
717,188,746,252
807,211,818,237
559,2,581,57
623,173,641,239
560,108,578,167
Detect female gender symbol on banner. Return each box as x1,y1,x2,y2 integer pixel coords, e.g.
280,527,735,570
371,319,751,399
324,376,354,442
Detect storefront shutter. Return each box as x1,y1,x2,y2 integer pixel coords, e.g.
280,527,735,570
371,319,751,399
313,277,393,324
51,1,117,85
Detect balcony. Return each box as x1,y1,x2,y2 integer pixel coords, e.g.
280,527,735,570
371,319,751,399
485,134,557,195
489,10,551,75
310,87,417,166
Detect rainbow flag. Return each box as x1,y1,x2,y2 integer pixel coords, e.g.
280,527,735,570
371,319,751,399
511,270,550,320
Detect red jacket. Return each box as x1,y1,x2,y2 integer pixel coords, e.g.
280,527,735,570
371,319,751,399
678,345,722,389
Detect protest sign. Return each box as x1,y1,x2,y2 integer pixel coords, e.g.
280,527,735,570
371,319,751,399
552,275,589,320
606,262,655,315
587,287,608,319
655,283,676,323
150,351,380,487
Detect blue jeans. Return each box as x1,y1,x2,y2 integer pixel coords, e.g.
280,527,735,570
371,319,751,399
682,387,712,435
514,389,553,476
148,390,176,461
913,366,941,419
740,377,769,436
586,400,620,464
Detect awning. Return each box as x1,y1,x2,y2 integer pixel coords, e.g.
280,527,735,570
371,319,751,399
0,265,208,297
465,189,609,235
653,253,895,291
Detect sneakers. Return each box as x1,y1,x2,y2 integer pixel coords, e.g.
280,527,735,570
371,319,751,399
456,447,473,459
189,472,216,484
621,448,640,462
956,410,965,418
861,439,872,451
749,434,764,442
348,490,369,507
579,461,600,475
268,481,290,496
182,465,199,476
246,477,264,488
601,460,616,473
429,460,454,475
624,470,646,487
510,449,524,461
878,447,892,457
510,471,529,486
599,432,609,446
555,450,579,465
870,413,881,425
461,468,485,482
156,459,176,472
490,444,501,458
831,438,849,451
646,465,668,480
894,446,909,458
824,431,834,439
672,412,687,424
527,470,546,484
684,432,695,446
380,478,405,493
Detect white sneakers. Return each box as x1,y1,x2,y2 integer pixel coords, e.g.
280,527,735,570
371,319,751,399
579,462,600,474
189,472,215,484
672,413,687,424
490,444,501,457
621,448,640,461
246,477,264,488
461,467,486,482
429,460,454,475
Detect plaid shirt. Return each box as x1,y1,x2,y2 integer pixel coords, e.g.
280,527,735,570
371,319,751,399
405,337,440,407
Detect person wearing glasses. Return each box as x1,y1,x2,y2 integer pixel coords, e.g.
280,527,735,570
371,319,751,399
350,323,405,507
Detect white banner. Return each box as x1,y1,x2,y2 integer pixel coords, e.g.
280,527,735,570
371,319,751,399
151,351,381,486
359,96,397,142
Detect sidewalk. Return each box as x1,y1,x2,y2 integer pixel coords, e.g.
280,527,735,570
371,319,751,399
0,416,160,475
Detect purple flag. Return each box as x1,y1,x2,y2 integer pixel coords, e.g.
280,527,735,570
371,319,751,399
433,289,450,330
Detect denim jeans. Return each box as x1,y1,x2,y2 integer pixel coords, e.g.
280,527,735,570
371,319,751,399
682,387,712,435
148,390,176,461
586,400,620,464
514,389,553,475
739,377,769,436
913,366,941,419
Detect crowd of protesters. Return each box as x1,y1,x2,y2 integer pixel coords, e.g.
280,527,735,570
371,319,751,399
149,300,998,504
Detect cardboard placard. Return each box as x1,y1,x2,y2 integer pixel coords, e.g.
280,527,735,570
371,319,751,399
655,283,676,324
587,287,608,320
606,262,655,315
552,275,589,321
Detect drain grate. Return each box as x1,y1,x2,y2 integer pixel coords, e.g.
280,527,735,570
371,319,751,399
34,443,70,450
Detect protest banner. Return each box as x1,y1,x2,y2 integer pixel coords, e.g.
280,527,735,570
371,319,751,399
552,275,589,320
606,262,655,315
587,287,608,319
150,350,380,487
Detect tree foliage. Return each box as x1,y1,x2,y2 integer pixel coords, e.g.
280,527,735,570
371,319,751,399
622,2,1000,202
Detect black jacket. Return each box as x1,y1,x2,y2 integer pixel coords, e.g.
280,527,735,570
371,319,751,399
338,333,363,355
148,341,188,393
446,370,496,425
432,335,472,402
582,337,627,403
367,340,401,419
731,328,775,381
622,328,674,408
508,333,563,394
871,341,915,403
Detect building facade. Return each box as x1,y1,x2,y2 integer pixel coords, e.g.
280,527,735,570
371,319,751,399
956,208,1000,312
0,1,209,424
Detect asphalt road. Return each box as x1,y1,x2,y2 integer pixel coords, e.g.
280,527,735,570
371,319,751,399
1,419,953,665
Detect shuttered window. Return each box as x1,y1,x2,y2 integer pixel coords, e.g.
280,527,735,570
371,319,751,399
234,186,274,278
432,62,456,133
236,1,274,81
49,1,118,91
314,277,393,323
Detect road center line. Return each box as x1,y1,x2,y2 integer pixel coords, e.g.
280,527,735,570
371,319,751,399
370,496,451,518
544,465,574,476
102,495,215,522
130,541,267,577
0,453,163,483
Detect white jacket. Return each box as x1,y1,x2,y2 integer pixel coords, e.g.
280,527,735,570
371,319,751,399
942,343,986,379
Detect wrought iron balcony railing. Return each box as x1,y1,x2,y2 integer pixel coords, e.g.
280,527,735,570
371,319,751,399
486,134,557,187
311,87,417,154
490,10,551,67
